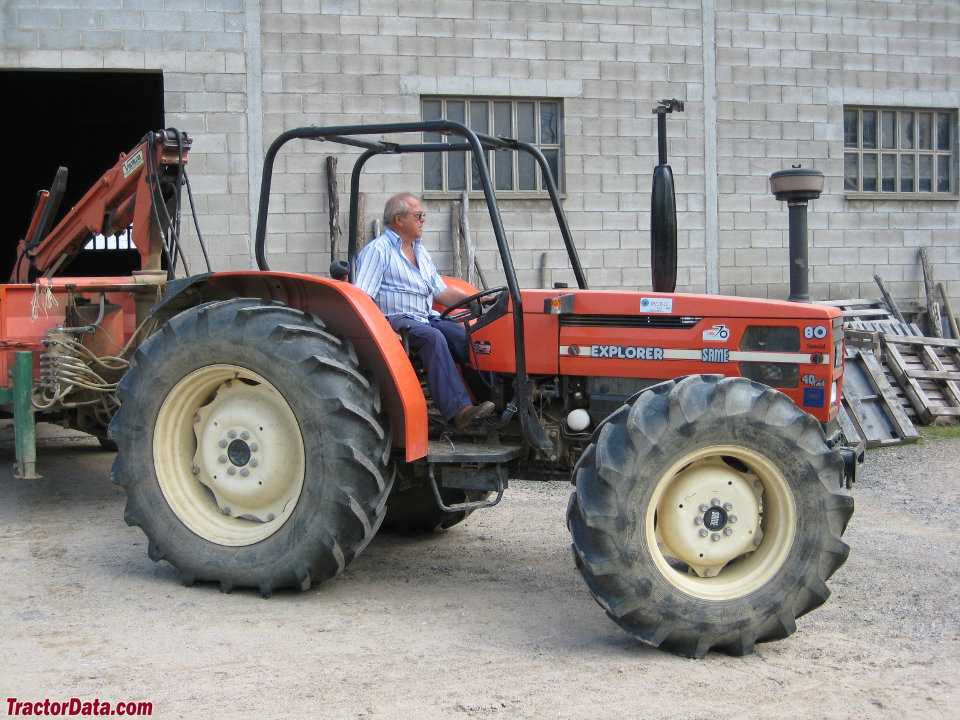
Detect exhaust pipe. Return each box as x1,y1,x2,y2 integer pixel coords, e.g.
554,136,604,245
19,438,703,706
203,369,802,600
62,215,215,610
770,166,824,303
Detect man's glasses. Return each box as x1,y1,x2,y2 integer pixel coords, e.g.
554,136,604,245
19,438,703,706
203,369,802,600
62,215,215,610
409,212,427,220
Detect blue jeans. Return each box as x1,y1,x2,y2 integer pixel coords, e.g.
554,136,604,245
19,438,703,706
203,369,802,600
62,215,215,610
389,316,473,420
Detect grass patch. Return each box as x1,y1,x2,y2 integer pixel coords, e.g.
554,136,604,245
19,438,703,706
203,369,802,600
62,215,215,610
919,424,960,441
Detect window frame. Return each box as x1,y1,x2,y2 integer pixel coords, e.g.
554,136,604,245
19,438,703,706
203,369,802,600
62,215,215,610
843,105,958,200
421,96,564,199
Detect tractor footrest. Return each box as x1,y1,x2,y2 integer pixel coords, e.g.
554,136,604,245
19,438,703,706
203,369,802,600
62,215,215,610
426,440,524,464
425,441,523,512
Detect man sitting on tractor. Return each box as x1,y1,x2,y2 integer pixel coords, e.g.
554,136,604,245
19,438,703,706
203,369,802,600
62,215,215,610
355,193,494,433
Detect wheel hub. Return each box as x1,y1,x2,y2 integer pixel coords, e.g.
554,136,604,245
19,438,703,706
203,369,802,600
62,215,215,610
656,458,764,578
702,504,728,531
227,438,252,467
190,378,303,524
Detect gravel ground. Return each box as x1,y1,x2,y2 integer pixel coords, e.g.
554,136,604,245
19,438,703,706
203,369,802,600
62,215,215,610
1,421,957,719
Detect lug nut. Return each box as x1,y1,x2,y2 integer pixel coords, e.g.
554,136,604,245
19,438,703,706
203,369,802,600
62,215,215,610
699,528,708,537
218,455,227,464
218,439,228,448
699,504,709,512
239,468,249,477
723,527,733,536
227,466,236,475
249,458,259,468
250,443,259,452
694,516,703,526
228,429,237,439
723,502,733,511
711,533,721,542
729,515,738,523
191,466,201,475
711,498,721,507
240,431,250,440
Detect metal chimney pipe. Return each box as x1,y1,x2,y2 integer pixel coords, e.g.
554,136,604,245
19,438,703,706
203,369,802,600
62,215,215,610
770,167,824,303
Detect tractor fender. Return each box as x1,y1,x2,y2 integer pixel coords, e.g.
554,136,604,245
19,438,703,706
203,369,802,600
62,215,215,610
149,271,428,461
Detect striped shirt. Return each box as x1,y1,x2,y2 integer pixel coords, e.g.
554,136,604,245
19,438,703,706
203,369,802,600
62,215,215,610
354,228,448,323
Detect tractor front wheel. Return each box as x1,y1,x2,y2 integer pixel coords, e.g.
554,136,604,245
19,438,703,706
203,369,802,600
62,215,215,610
110,298,393,595
568,375,854,657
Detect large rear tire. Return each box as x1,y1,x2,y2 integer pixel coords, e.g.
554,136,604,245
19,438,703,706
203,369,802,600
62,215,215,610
382,462,486,534
109,298,393,595
568,375,854,657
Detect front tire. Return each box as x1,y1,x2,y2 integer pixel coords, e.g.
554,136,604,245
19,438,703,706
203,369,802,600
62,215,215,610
109,298,393,595
568,375,854,657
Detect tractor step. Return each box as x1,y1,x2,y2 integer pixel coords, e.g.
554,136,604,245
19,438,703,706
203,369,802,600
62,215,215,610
426,440,524,464
425,441,523,513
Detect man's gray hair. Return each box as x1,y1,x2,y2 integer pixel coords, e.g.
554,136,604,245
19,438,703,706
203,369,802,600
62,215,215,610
383,193,417,228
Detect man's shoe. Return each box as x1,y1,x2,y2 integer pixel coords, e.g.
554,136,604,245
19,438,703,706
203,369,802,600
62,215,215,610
454,401,495,432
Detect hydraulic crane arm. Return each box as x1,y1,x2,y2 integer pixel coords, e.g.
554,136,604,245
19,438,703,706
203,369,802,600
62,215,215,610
12,129,192,283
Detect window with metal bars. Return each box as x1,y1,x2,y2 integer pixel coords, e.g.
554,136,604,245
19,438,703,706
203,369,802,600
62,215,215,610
843,106,957,197
421,97,563,196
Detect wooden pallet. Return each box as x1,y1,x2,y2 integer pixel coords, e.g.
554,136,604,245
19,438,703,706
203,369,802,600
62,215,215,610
819,298,894,322
840,346,919,446
880,335,960,424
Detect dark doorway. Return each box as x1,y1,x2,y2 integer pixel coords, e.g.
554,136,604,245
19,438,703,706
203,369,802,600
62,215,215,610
0,69,164,280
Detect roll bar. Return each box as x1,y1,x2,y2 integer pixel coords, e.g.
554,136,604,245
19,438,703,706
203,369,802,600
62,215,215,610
253,121,589,453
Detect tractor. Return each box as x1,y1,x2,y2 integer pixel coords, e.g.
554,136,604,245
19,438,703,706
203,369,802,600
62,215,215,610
3,110,859,658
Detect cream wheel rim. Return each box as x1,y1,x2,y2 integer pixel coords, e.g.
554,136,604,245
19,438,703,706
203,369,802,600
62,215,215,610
154,364,305,546
647,445,797,600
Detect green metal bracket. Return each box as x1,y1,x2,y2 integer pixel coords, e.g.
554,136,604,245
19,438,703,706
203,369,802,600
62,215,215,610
0,351,40,479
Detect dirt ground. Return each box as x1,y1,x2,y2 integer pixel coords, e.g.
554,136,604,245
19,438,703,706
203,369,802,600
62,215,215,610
1,421,957,720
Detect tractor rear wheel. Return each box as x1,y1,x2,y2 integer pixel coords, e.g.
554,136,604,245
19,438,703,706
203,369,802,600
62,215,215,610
110,298,393,595
382,463,486,534
568,375,853,657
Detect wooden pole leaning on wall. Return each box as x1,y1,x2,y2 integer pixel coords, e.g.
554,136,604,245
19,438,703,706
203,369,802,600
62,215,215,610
919,247,943,338
452,190,487,288
874,274,907,323
451,200,463,279
325,156,340,262
460,190,476,286
356,192,368,254
939,281,960,340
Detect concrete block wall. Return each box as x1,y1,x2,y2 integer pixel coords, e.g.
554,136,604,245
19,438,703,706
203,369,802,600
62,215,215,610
0,0,252,271
2,0,958,304
715,0,960,303
258,0,710,290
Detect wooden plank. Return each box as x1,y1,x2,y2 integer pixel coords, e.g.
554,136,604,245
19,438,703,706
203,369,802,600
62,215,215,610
883,334,960,349
874,274,907,323
902,368,960,382
837,405,864,448
820,298,884,308
858,349,919,442
849,320,923,337
882,338,935,424
839,308,894,319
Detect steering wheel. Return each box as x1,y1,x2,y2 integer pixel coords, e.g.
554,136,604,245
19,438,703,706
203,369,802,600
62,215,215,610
439,286,509,324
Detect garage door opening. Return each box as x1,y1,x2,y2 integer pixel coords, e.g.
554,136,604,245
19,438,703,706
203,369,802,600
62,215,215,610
0,69,165,281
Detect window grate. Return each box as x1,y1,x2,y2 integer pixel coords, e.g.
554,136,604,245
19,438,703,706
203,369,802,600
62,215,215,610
422,97,563,196
844,106,956,197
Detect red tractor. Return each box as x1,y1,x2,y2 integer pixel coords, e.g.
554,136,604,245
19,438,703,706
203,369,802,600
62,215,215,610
3,114,859,657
